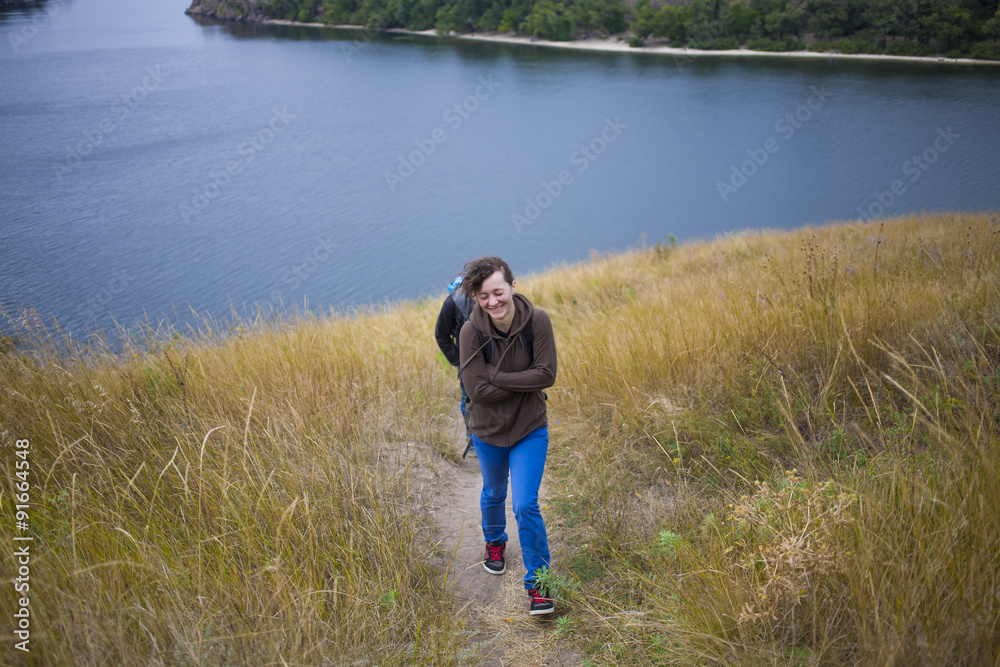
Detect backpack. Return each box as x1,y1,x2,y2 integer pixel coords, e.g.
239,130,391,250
448,276,474,337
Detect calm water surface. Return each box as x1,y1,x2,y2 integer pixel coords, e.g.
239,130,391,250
2,0,999,343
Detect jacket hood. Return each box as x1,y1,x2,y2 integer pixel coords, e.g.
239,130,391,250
469,292,534,338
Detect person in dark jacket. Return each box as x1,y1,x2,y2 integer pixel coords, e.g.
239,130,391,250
457,256,558,616
435,276,475,452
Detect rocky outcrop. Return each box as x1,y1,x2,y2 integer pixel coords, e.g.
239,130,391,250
185,0,271,22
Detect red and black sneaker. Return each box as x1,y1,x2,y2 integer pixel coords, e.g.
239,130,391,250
483,540,506,575
527,587,555,615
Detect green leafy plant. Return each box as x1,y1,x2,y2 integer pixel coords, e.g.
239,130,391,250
532,565,578,600
657,529,682,556
553,615,578,637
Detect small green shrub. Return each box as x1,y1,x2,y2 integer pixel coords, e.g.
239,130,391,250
532,566,578,601
837,36,881,54
657,529,682,556
969,41,1000,60
745,37,804,52
884,40,936,57
712,36,740,50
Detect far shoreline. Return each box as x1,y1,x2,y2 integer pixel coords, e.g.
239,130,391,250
262,18,1000,67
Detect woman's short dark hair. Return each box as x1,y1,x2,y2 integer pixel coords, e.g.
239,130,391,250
461,256,514,300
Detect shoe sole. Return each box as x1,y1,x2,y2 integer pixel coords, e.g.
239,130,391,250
483,563,506,575
530,606,555,616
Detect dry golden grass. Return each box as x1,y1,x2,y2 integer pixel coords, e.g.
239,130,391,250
1,211,997,665
0,304,466,664
516,211,1000,665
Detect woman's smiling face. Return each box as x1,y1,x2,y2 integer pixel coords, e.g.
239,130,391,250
476,270,516,324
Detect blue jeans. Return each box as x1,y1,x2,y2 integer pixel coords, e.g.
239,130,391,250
472,425,551,590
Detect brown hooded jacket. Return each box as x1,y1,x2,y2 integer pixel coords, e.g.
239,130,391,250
457,293,557,448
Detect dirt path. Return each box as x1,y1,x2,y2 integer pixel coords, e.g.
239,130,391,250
427,436,583,666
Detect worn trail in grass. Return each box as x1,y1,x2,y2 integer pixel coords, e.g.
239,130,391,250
428,421,582,665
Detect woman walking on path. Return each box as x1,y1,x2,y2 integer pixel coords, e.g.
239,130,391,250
457,256,558,616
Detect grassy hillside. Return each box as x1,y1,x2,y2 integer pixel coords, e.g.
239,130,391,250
1,211,998,664
527,211,1000,664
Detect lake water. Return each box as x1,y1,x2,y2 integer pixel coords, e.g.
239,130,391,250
2,0,999,345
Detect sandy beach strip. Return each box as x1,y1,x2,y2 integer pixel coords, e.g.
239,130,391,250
264,19,1000,67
